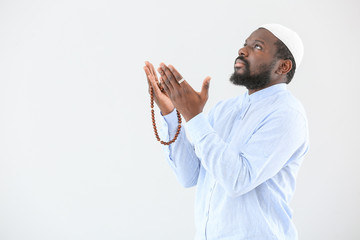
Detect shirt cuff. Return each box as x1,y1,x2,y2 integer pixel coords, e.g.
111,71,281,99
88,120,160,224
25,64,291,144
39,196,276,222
185,112,215,144
162,109,179,134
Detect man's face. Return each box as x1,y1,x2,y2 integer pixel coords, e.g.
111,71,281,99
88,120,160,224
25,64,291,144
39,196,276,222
230,28,279,90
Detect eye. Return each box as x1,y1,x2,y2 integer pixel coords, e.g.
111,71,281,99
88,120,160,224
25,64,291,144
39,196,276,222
254,44,262,50
243,43,247,47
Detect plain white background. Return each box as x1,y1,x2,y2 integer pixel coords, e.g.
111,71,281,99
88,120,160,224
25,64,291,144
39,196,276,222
0,0,359,239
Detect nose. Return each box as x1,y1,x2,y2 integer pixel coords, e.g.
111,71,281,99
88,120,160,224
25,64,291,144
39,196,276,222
238,46,248,57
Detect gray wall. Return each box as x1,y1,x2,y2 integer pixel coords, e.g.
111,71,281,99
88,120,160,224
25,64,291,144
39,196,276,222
0,0,359,239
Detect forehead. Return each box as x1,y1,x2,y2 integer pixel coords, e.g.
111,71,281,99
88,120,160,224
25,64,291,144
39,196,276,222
246,28,279,50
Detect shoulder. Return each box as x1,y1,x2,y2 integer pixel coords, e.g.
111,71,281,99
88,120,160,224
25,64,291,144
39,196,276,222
248,88,308,130
255,90,308,136
275,90,308,122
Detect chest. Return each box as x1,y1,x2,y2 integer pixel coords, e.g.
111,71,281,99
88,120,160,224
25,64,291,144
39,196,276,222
211,104,268,150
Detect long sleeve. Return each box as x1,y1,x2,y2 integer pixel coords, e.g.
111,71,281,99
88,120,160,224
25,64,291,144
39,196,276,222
180,85,309,240
160,109,200,188
185,108,308,198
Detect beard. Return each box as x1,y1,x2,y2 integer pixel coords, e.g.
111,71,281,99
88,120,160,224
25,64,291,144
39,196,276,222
230,56,275,90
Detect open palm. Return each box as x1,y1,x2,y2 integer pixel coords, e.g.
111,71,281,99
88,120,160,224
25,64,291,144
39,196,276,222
144,61,174,115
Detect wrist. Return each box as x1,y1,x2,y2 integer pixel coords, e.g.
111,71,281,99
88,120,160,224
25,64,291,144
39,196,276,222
161,107,175,116
183,110,202,122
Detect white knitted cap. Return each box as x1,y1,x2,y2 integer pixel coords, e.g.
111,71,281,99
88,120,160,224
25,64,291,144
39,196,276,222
260,24,304,68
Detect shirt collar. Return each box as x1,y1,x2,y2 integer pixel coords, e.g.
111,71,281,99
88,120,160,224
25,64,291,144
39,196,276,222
245,83,287,104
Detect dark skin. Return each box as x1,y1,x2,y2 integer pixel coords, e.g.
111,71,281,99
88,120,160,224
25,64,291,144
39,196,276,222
144,61,174,115
143,62,210,121
143,28,292,122
238,28,292,94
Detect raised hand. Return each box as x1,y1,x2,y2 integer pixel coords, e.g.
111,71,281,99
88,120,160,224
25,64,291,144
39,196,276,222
144,61,174,115
157,63,211,122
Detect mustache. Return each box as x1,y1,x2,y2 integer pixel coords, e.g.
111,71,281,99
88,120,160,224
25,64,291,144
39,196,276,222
234,56,249,67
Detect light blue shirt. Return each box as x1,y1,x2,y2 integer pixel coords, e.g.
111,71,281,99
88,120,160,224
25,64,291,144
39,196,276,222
160,83,309,240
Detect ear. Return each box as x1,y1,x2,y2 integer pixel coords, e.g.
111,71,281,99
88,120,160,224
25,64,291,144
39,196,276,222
275,59,292,75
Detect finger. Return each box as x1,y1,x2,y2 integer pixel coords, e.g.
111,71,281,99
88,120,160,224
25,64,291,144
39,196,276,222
160,76,171,96
144,65,162,96
158,66,174,91
200,76,211,100
146,66,163,96
160,63,179,89
145,62,164,92
143,66,152,93
148,62,159,82
145,61,157,81
158,81,165,92
144,65,151,78
167,64,184,83
149,73,163,96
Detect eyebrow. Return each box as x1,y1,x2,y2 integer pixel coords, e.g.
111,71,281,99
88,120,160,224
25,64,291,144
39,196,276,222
255,40,265,45
245,39,266,45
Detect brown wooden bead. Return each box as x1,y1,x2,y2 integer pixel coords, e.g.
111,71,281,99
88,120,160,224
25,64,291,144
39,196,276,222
150,88,181,145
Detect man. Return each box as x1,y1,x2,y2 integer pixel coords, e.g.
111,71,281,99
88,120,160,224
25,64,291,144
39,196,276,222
144,24,309,240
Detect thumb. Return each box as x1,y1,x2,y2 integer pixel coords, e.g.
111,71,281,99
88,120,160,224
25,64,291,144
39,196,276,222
200,76,211,100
